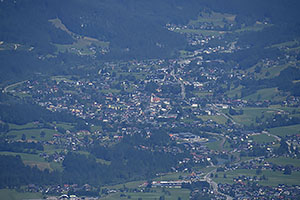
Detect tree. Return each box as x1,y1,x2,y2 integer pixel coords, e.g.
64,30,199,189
40,131,46,138
284,165,292,175
21,134,26,141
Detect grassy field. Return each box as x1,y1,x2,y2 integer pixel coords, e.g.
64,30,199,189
197,115,227,124
153,172,190,182
249,134,277,144
102,188,190,200
0,151,62,171
226,85,242,99
206,138,223,151
7,128,58,142
8,122,38,130
267,157,300,167
213,169,300,186
268,124,300,137
225,107,274,126
243,88,284,102
188,11,236,28
0,189,42,200
49,18,109,56
175,29,225,37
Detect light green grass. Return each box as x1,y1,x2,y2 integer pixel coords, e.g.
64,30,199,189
0,151,61,171
91,125,102,132
8,123,38,130
225,107,273,126
54,122,74,130
0,189,42,200
214,169,300,186
243,88,284,102
226,85,243,99
235,23,272,33
175,29,225,37
102,188,190,200
206,138,223,151
267,157,300,167
153,172,190,182
7,128,58,142
106,180,146,190
188,11,236,28
0,151,44,162
197,115,227,125
268,124,300,137
249,134,276,144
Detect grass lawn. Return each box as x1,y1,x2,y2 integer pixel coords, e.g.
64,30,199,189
0,151,62,171
268,124,300,137
214,169,300,186
7,128,58,142
225,107,275,126
243,88,284,102
53,122,74,131
0,189,42,200
226,85,242,99
266,157,300,167
206,138,223,151
153,172,190,182
197,115,227,124
8,122,38,130
249,134,276,144
102,188,190,200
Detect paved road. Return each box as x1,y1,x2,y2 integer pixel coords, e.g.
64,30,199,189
203,169,233,200
3,80,27,93
170,69,186,100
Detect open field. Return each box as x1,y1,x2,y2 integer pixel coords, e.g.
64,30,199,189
188,11,236,28
8,122,38,130
249,133,276,144
197,115,227,124
7,128,58,142
49,18,109,56
268,124,300,137
0,189,42,200
243,88,285,102
153,172,190,181
225,107,274,126
213,169,300,186
0,151,61,171
267,157,300,167
101,188,190,200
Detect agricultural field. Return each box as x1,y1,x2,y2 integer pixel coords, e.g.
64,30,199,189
268,124,300,137
0,189,42,200
0,151,61,171
243,88,285,102
197,115,227,125
267,157,300,168
101,188,190,200
213,169,300,186
249,133,277,144
7,128,58,142
224,107,274,126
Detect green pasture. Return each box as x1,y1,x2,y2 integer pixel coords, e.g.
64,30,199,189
0,151,62,171
197,115,227,125
243,88,284,102
249,134,277,144
225,107,273,126
0,189,42,200
213,169,300,186
7,128,58,142
267,157,300,167
102,188,190,200
268,124,300,137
